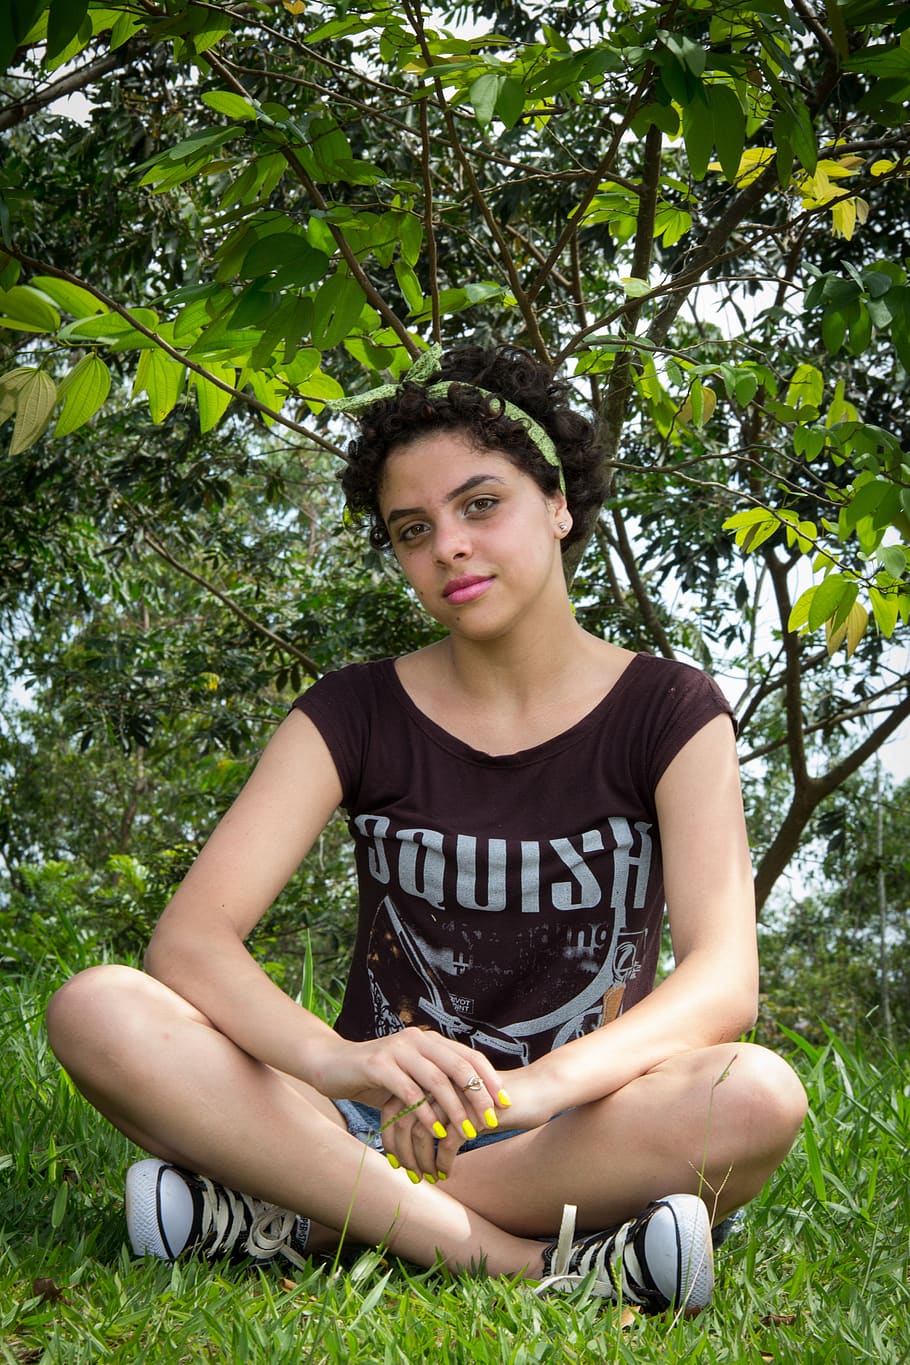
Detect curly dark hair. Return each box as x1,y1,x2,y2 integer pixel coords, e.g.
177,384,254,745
340,344,607,554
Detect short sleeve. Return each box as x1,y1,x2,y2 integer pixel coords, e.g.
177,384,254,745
642,661,736,792
291,665,376,809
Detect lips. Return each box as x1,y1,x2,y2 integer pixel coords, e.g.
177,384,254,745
442,575,494,605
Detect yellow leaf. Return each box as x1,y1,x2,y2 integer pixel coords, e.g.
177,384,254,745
871,159,898,177
846,601,869,658
717,146,775,187
815,157,858,179
831,197,857,240
10,370,57,454
826,600,869,657
283,0,305,11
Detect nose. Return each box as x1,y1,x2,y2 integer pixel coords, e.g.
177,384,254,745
431,514,471,565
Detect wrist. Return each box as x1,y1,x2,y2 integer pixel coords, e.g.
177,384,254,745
302,1028,350,1095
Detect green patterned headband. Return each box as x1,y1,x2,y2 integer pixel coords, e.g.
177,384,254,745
330,344,566,494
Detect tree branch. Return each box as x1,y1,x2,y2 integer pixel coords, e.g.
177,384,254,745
204,50,419,359
0,48,137,132
2,245,348,455
609,507,676,659
400,0,550,358
142,531,323,680
763,547,810,788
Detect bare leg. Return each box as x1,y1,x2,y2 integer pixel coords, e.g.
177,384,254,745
444,1041,807,1235
47,966,805,1272
46,966,549,1276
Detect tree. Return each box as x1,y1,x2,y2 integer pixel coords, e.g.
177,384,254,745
2,0,910,912
756,761,910,1051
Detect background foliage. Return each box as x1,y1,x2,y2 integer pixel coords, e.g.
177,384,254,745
1,0,909,1047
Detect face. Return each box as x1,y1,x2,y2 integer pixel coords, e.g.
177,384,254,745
378,430,570,637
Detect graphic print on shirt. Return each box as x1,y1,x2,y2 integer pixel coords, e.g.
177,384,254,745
356,813,655,1065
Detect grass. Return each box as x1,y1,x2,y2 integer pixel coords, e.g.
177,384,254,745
2,964,908,1363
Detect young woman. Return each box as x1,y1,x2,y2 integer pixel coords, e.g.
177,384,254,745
47,344,807,1313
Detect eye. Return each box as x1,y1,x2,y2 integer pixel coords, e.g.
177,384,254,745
465,495,498,515
397,520,429,544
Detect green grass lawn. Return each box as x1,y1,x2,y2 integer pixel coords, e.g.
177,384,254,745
2,966,908,1364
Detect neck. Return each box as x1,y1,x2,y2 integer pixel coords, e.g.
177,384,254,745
442,601,592,705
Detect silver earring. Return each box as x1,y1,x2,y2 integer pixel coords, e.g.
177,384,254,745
558,521,569,532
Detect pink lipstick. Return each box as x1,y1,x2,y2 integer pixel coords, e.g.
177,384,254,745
443,575,494,605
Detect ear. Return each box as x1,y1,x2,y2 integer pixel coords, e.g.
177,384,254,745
549,490,571,537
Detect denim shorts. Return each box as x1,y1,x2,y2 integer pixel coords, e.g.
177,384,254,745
332,1098,523,1154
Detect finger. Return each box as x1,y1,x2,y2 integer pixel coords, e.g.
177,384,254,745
380,1099,441,1182
432,1128,463,1181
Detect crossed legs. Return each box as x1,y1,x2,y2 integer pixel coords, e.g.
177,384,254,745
46,965,807,1277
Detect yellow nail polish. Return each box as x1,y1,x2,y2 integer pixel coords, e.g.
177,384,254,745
406,1168,421,1184
436,1170,448,1181
484,1108,498,1129
424,1172,437,1183
386,1153,400,1170
497,1089,513,1107
461,1119,477,1140
432,1121,448,1140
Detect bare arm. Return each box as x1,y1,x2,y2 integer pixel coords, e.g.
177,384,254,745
145,708,504,1138
503,713,758,1124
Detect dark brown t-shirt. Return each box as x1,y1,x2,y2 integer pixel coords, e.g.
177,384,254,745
293,653,733,1068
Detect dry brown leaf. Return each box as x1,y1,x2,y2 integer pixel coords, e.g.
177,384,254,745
31,1277,67,1303
279,1277,298,1292
760,1313,797,1326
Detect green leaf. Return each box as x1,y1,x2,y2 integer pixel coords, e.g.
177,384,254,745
801,1119,828,1202
54,354,111,436
724,506,780,553
495,77,526,129
841,478,897,533
201,91,258,121
808,574,850,632
787,362,824,410
61,308,160,348
877,544,908,577
470,73,501,128
0,0,44,70
779,100,818,175
9,370,57,455
708,84,745,183
134,348,185,424
398,214,422,268
788,584,817,633
793,426,826,461
191,362,236,433
821,309,847,354
0,285,62,333
30,275,105,318
869,585,900,636
394,261,424,315
110,8,144,48
46,0,89,61
241,233,329,287
661,31,706,77
682,90,713,181
51,1179,69,1231
311,272,364,350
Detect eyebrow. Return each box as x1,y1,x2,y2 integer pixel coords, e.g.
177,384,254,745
385,474,506,527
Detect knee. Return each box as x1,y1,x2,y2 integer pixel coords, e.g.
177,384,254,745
46,964,147,1070
723,1043,808,1153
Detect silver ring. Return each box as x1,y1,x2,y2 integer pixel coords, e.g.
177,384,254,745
462,1075,483,1092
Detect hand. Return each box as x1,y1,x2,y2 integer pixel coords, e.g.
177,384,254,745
316,1028,509,1180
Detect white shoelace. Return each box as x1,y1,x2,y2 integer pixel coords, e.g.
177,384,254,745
195,1176,309,1269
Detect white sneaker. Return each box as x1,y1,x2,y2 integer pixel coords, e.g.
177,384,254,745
536,1194,714,1313
125,1159,310,1268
